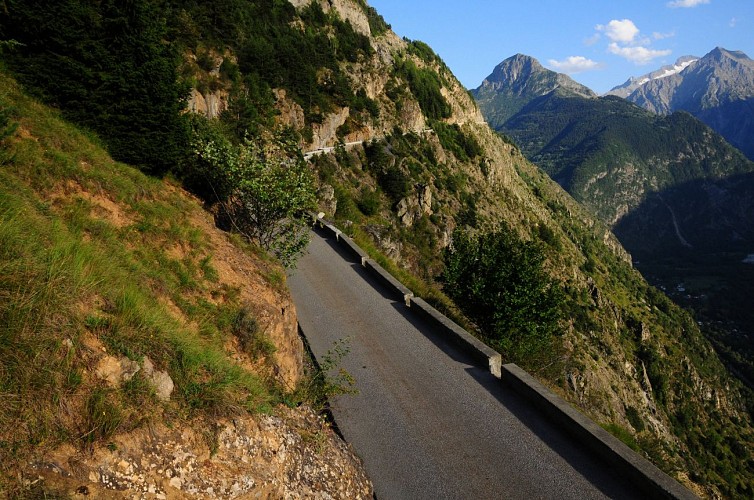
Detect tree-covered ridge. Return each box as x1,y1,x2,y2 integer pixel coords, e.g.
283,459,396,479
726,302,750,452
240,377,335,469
1,0,190,173
0,0,380,169
502,92,754,224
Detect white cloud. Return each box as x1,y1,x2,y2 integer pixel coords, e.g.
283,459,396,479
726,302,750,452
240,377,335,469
730,17,737,28
667,0,710,8
596,19,640,44
608,43,672,64
548,56,601,74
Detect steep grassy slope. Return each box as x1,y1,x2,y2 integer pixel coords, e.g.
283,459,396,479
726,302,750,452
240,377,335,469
0,72,371,497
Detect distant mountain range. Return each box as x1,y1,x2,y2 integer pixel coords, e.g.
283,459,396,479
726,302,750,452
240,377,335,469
472,51,754,234
472,52,754,371
606,56,699,99
474,55,754,228
616,48,754,160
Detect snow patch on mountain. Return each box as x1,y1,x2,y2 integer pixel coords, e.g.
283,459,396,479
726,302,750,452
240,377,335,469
606,56,698,97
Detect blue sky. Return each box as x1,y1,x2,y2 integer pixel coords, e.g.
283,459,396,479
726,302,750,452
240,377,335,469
368,0,754,94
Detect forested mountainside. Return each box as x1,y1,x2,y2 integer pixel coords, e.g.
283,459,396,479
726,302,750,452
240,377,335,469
1,0,753,497
625,47,754,161
474,53,754,438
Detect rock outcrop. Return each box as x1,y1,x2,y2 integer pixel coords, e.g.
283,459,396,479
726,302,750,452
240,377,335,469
26,407,372,499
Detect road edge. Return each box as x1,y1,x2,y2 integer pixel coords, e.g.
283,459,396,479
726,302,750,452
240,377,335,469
308,214,697,499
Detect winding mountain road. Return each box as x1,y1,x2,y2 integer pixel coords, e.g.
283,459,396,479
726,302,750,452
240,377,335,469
288,228,643,499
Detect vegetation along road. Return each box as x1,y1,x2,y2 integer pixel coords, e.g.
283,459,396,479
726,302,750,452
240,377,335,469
288,228,644,499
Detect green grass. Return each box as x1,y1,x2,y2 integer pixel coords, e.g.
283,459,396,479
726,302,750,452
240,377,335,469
602,423,640,452
0,72,280,490
344,224,475,334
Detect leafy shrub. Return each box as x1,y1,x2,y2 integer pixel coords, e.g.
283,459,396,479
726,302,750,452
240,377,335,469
378,165,411,204
333,184,360,222
442,226,564,365
537,223,562,250
191,131,316,267
357,187,381,216
625,406,646,432
350,88,380,118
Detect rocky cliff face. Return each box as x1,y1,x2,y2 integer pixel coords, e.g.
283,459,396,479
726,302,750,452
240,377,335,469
28,407,372,499
289,0,372,36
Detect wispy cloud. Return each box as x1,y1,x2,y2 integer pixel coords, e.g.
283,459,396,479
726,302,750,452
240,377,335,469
608,43,672,65
653,30,676,40
667,0,710,8
548,56,602,74
596,19,640,44
584,33,601,46
730,17,737,28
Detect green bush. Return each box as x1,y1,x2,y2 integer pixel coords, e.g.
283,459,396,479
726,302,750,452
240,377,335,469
378,165,411,204
191,131,316,267
333,184,360,222
442,226,564,365
357,187,381,216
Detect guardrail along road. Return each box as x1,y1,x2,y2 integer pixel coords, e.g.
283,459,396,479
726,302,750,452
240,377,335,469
288,228,647,499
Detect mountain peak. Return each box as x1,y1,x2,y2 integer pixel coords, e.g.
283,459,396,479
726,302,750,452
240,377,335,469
708,46,749,60
703,47,753,70
485,54,544,85
472,53,596,130
479,53,595,97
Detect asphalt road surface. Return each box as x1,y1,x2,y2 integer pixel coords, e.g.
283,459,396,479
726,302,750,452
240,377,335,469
288,228,644,500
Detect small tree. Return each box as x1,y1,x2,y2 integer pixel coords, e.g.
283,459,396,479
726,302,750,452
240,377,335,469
193,133,316,267
442,226,564,366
